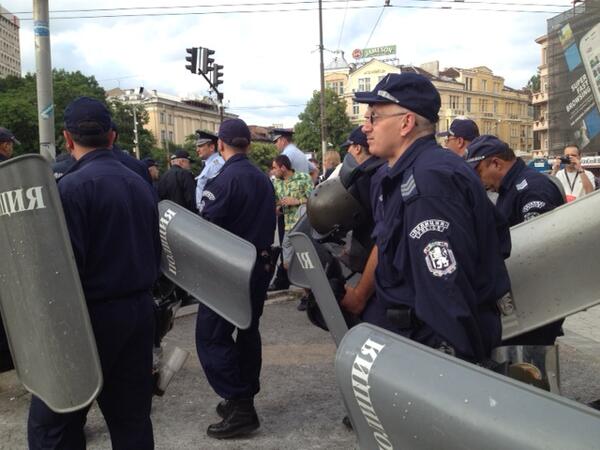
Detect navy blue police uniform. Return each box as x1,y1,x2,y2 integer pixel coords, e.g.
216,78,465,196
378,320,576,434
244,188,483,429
355,74,512,362
467,135,566,345
28,98,161,450
113,144,153,185
195,119,276,430
158,150,198,214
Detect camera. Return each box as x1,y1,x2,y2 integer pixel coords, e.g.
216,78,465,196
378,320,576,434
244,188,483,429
559,156,572,164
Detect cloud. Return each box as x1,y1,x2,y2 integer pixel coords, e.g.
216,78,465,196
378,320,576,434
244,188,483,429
5,0,566,126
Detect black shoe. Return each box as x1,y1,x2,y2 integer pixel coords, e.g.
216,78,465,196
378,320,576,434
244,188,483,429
207,399,260,439
297,296,308,311
342,415,353,430
216,399,234,418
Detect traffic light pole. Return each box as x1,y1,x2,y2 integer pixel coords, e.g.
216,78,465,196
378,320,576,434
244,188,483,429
33,0,56,161
186,47,225,125
198,70,224,125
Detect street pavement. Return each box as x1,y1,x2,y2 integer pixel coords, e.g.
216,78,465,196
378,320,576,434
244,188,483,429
1,296,600,449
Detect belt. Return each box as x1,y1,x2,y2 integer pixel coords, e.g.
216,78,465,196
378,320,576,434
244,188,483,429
386,305,422,330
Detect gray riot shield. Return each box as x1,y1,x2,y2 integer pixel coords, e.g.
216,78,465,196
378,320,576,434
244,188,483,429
0,155,102,413
503,189,600,339
337,323,600,450
158,200,256,329
288,232,348,345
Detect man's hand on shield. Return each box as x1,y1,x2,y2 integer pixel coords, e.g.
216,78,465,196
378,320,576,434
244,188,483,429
340,285,368,315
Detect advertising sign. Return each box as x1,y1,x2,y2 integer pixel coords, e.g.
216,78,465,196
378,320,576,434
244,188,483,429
352,45,396,60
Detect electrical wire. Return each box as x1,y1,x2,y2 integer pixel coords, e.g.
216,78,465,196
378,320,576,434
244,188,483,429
336,0,351,50
364,3,387,49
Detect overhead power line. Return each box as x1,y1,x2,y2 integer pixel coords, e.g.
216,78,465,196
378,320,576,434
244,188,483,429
364,3,388,49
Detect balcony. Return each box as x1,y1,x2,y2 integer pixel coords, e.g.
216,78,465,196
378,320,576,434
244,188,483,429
533,117,548,132
531,91,548,105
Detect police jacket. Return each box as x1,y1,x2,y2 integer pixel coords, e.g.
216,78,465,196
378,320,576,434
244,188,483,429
371,135,511,360
58,149,161,302
496,158,564,227
158,164,198,214
52,153,75,179
199,153,276,252
112,146,153,185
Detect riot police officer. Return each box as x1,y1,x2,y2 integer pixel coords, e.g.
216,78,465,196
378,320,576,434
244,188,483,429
28,97,161,449
466,135,565,345
196,118,276,439
342,73,512,363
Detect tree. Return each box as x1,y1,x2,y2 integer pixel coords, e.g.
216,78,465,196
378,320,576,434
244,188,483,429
526,74,541,93
294,88,353,157
0,70,105,157
108,99,156,158
248,141,278,173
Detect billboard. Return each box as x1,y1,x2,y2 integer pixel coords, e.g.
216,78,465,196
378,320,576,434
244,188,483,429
352,45,396,60
547,0,600,154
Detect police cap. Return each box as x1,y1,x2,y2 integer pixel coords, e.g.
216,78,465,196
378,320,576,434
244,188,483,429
354,73,441,123
0,127,19,145
64,97,112,135
142,157,157,168
171,150,191,161
340,126,368,149
219,118,251,148
437,118,480,141
196,129,218,146
465,135,509,167
271,128,294,143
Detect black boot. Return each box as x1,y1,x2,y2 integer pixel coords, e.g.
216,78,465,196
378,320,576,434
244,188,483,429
207,399,260,439
216,399,234,418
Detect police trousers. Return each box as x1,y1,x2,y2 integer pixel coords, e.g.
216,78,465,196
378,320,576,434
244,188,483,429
28,292,155,450
195,263,270,400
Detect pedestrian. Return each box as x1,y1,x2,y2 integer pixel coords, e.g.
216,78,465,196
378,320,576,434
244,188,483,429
436,118,480,158
271,128,309,173
340,73,511,364
321,150,341,180
157,150,197,213
28,97,161,450
194,130,224,212
466,135,565,346
551,144,595,202
196,118,276,439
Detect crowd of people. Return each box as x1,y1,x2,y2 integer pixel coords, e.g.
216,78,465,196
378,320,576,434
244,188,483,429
0,70,598,448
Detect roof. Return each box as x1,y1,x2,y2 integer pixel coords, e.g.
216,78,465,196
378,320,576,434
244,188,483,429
325,54,350,71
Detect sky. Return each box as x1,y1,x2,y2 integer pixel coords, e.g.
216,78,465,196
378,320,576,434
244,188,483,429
3,0,572,127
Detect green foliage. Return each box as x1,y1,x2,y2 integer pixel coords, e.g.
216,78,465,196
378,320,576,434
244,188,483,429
0,70,105,157
294,88,353,155
526,74,541,92
248,141,278,173
108,99,156,159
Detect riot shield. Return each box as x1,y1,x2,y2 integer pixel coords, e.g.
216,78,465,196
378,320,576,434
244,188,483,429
0,155,102,413
503,189,600,339
337,323,600,450
158,201,256,329
288,232,348,346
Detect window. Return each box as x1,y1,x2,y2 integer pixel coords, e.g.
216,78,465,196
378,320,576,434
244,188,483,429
479,99,487,113
481,80,487,91
168,114,173,125
466,97,472,112
358,77,371,92
464,77,473,91
352,100,360,115
493,101,498,113
160,130,166,142
169,131,174,142
505,103,512,115
326,81,344,95
160,112,165,124
449,95,459,109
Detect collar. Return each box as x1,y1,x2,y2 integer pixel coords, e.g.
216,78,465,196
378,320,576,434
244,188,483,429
499,158,525,194
206,151,222,164
64,148,116,175
222,152,248,169
387,134,436,180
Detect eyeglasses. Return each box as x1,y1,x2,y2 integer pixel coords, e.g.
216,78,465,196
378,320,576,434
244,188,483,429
365,111,409,125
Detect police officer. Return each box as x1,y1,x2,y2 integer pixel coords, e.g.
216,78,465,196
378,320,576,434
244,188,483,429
466,135,565,345
196,118,275,439
341,73,511,363
28,97,161,449
194,130,224,211
158,149,197,213
436,118,480,158
0,127,19,162
271,128,309,173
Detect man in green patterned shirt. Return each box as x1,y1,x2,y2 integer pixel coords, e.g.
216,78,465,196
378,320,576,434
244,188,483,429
271,154,313,306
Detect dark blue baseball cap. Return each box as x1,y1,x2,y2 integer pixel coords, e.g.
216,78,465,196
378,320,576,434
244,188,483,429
354,73,441,123
196,129,218,146
437,118,480,141
219,118,251,148
142,157,157,168
465,135,509,167
0,127,19,145
64,97,112,135
340,126,368,149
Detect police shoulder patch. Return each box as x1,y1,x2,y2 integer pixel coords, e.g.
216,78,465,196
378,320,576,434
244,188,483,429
522,200,545,214
523,211,541,221
423,241,457,277
409,219,450,239
202,190,216,201
401,171,418,201
515,179,528,191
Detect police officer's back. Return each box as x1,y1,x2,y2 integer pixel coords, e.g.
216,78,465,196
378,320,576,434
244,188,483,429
27,97,160,450
158,150,197,213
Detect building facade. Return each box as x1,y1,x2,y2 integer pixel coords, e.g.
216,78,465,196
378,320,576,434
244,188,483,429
325,58,534,153
0,6,20,78
107,88,236,147
532,34,550,158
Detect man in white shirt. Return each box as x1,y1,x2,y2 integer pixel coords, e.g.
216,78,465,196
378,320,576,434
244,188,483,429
551,144,595,202
272,128,309,174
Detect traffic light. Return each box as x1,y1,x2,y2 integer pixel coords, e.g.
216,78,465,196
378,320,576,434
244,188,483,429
201,48,215,74
213,64,224,87
185,47,198,74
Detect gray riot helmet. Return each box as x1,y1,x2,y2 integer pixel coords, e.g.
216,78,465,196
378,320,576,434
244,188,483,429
307,177,367,237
